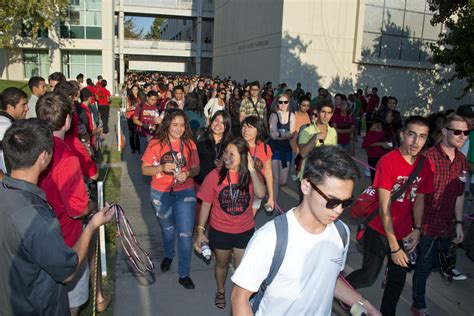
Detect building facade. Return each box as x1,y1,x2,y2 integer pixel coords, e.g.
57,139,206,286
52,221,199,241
212,0,473,114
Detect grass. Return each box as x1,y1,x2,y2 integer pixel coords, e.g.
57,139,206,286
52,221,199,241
0,79,30,95
110,96,122,108
99,144,123,165
79,166,122,316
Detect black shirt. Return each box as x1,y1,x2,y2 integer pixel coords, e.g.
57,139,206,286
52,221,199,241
0,175,78,316
195,138,223,185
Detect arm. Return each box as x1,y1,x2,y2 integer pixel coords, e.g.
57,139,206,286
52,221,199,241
263,158,274,210
248,153,266,199
298,130,321,159
378,188,408,267
453,194,465,243
334,278,381,316
268,113,279,139
231,285,254,316
133,115,143,127
194,201,212,252
141,161,176,176
405,193,424,251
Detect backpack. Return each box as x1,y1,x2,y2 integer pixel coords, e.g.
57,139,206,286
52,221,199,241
250,213,348,314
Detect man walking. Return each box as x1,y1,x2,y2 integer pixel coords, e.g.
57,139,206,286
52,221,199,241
231,146,380,315
411,114,469,315
26,76,46,119
239,81,266,122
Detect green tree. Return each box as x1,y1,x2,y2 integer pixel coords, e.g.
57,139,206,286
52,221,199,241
124,17,144,39
145,17,165,40
428,0,474,95
0,0,69,47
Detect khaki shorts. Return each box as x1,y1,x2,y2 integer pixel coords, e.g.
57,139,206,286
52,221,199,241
66,261,90,308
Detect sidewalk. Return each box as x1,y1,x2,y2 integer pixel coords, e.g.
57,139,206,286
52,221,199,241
113,117,474,316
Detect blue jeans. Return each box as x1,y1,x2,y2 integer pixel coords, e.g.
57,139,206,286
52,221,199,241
150,188,196,277
412,235,451,309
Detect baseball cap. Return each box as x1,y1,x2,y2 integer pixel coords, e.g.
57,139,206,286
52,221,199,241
456,104,474,118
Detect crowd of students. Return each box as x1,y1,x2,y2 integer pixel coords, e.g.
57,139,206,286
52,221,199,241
0,70,473,316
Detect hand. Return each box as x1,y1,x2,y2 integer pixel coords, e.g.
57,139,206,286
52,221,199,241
194,232,209,253
91,203,114,229
161,162,177,173
316,131,327,141
381,142,390,149
453,224,464,244
391,248,409,268
404,230,421,252
175,170,189,183
247,152,256,172
266,197,275,210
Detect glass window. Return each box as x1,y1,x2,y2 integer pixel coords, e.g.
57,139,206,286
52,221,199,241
404,11,424,38
361,32,381,57
62,50,102,80
61,1,101,39
364,5,384,33
380,35,401,59
406,0,426,12
401,38,422,61
385,0,406,10
422,15,441,40
383,8,404,36
23,50,50,79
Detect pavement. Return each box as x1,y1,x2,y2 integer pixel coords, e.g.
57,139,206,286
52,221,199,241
109,110,474,316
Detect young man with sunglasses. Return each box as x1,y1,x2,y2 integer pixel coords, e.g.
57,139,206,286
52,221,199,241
346,116,434,316
410,114,469,316
231,146,381,315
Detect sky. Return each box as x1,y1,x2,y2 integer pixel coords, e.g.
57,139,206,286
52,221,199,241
133,16,154,33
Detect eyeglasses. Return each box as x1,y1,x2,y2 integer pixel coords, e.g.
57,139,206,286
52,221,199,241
308,180,354,209
445,127,470,136
278,100,289,104
220,92,226,95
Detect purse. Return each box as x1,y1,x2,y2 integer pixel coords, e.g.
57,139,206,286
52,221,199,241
354,156,426,251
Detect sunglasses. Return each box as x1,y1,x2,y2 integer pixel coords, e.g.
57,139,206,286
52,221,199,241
278,100,289,104
308,180,354,209
445,127,470,136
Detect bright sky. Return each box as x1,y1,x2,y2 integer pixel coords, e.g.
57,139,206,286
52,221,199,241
133,16,154,33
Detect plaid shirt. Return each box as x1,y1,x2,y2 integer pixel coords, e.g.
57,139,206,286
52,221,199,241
239,97,266,119
422,144,468,237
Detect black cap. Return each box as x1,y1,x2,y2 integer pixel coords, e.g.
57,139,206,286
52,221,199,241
456,104,474,118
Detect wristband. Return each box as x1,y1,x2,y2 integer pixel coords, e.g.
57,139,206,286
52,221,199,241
196,226,206,232
390,247,402,254
413,225,423,233
455,220,464,225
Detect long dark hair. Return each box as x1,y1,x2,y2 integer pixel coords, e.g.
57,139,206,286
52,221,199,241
205,110,232,149
374,107,393,141
184,91,203,114
154,108,195,149
218,137,251,192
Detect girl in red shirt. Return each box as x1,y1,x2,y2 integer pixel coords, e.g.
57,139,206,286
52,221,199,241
241,116,274,214
141,109,200,289
195,137,266,309
126,85,141,153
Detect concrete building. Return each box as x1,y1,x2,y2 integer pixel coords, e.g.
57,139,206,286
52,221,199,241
0,0,214,94
212,0,473,114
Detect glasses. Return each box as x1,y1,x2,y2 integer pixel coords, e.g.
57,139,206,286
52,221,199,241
278,100,289,104
445,127,470,136
308,180,354,209
220,92,226,95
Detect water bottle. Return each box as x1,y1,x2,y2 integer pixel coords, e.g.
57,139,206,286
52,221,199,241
264,204,273,213
402,238,417,265
200,241,211,261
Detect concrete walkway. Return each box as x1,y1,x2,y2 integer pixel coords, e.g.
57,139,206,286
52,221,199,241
112,113,474,316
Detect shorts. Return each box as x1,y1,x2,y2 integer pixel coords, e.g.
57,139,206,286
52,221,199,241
209,226,255,250
272,150,292,162
66,261,90,308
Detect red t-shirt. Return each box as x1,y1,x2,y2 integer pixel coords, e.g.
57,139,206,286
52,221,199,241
97,87,111,106
133,102,160,137
362,130,391,158
369,149,434,240
39,137,89,247
86,85,97,104
331,112,354,145
197,169,255,234
249,142,272,175
142,138,200,192
367,94,380,113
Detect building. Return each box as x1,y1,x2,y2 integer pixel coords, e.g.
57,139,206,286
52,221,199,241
0,0,214,94
212,0,473,114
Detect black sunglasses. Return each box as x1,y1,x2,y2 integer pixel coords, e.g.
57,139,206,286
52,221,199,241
445,128,470,136
278,100,289,104
308,180,354,209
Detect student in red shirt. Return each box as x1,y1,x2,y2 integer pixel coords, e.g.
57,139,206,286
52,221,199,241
97,80,111,135
133,90,162,148
195,137,266,309
331,97,355,154
346,116,434,316
36,92,91,315
241,116,274,214
141,109,200,289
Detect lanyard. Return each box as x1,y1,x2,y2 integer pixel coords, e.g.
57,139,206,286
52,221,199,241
251,145,257,162
227,173,239,210
167,138,184,168
215,142,223,161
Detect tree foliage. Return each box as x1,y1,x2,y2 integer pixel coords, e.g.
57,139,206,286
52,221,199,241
145,18,165,40
428,0,474,95
0,0,69,47
124,17,144,39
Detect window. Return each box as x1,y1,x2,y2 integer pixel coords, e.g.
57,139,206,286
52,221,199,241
61,0,101,39
360,0,442,63
23,50,50,79
62,50,102,79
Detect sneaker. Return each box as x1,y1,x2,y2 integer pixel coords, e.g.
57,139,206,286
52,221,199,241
178,276,195,289
160,257,172,272
410,305,429,316
451,268,467,281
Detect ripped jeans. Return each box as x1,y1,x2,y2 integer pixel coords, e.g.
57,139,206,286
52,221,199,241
150,188,196,277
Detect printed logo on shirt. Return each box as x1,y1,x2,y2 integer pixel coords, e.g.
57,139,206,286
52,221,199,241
254,158,264,172
218,185,250,216
392,176,422,202
160,151,187,174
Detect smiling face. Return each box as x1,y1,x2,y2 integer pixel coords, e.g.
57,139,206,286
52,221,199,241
211,114,225,136
222,143,241,171
168,115,186,140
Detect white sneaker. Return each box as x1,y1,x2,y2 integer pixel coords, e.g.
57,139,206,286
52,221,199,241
451,268,467,281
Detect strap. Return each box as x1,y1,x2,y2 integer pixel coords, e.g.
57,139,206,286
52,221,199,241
335,220,348,248
249,97,262,119
251,214,288,314
363,155,427,224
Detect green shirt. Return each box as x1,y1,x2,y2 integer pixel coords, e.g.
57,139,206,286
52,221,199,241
468,132,474,164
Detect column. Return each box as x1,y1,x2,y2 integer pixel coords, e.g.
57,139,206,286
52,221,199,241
119,0,125,89
196,0,202,75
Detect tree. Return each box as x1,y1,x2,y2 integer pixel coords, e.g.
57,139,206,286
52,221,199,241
124,17,144,39
428,0,474,95
0,0,69,47
145,18,165,40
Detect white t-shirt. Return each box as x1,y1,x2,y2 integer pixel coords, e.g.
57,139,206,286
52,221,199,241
231,208,349,316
